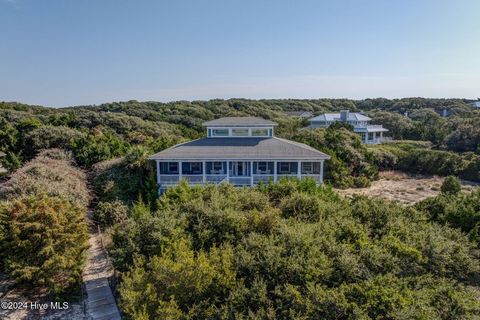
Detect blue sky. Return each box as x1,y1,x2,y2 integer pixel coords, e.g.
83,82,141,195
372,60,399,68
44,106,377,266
1,0,479,107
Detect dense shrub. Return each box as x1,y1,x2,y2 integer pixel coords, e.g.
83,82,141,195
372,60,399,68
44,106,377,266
416,190,480,245
91,155,158,205
115,181,480,319
292,127,377,188
94,200,128,229
0,149,90,208
441,176,462,194
369,142,480,182
0,149,90,295
0,195,89,295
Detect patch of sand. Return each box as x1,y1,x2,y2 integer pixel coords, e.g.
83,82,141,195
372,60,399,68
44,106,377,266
336,171,478,205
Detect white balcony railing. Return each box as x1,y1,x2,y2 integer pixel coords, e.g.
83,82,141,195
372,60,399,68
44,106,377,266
253,174,274,184
206,174,227,183
159,173,323,187
183,175,203,184
229,177,251,186
159,175,180,185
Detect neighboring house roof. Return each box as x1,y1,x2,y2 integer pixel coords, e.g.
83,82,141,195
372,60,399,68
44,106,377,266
149,137,330,160
0,151,5,157
202,117,278,127
470,101,480,108
285,111,313,117
354,126,389,133
310,113,372,122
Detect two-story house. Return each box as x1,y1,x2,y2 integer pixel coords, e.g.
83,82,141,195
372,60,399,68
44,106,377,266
309,110,388,144
149,117,330,193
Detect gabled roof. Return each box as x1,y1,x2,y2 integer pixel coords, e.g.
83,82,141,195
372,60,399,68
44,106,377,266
202,117,277,127
285,111,313,117
310,113,372,122
149,137,330,160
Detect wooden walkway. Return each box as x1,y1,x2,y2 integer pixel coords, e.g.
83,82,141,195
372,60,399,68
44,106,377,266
83,214,121,320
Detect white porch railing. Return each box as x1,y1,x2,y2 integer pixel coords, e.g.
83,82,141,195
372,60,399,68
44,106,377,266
253,174,274,184
277,174,298,179
159,173,323,187
301,174,322,183
206,174,227,183
159,175,180,185
183,175,203,184
229,177,251,186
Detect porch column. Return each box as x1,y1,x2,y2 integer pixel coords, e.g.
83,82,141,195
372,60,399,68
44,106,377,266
320,160,324,184
273,161,277,182
179,161,183,181
380,132,383,141
250,161,254,186
297,161,301,180
156,160,161,195
226,161,230,183
202,161,206,183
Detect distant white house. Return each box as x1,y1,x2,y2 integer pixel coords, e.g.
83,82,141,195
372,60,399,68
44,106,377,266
470,100,480,108
309,110,388,144
285,111,313,118
149,117,330,193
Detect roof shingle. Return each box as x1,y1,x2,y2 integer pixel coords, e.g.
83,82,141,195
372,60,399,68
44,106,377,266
149,137,330,160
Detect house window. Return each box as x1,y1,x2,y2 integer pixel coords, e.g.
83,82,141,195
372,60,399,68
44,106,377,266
232,128,249,136
279,162,290,174
212,162,223,173
257,162,267,173
302,162,313,174
252,128,269,136
168,162,178,173
189,162,202,174
212,128,229,136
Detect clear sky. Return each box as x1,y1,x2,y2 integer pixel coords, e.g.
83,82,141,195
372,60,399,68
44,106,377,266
1,0,479,107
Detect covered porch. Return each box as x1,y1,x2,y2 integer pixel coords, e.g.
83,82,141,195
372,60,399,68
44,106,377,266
355,126,388,144
156,160,325,187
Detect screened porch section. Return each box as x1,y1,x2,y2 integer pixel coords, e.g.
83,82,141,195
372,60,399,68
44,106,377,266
157,160,324,187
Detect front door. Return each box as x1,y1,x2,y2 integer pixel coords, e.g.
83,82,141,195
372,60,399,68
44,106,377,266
231,161,249,176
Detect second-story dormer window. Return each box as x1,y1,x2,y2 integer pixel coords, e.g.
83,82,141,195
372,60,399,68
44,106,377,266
232,128,249,136
203,117,278,138
212,128,229,136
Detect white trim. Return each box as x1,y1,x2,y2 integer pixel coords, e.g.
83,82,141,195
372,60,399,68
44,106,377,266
320,160,324,184
250,161,254,186
226,161,230,183
297,161,301,179
202,161,206,183
273,161,277,182
179,161,183,181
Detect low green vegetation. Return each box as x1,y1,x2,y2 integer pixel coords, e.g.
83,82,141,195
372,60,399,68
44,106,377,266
0,98,479,317
416,189,480,246
105,180,480,319
0,149,89,296
369,141,480,182
1,98,479,189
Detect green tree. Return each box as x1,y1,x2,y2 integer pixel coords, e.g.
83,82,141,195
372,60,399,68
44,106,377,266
441,176,462,195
